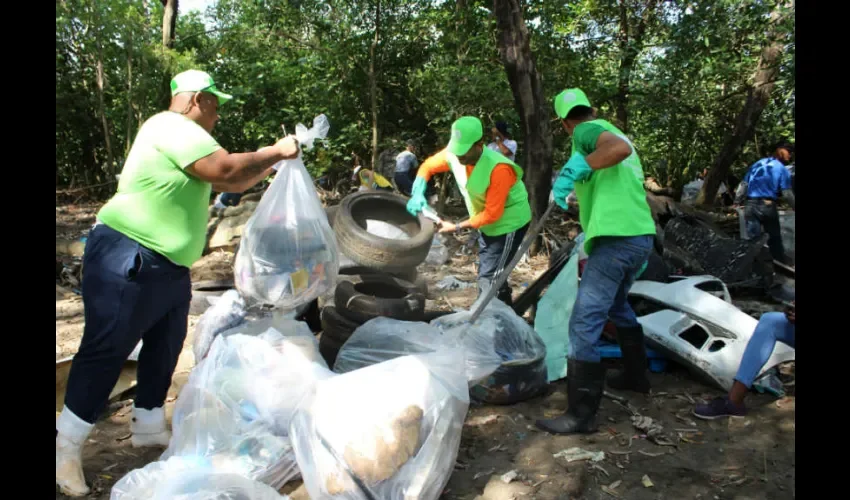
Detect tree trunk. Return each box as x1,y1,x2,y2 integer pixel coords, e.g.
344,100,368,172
493,0,553,256
369,0,381,170
162,0,178,49
95,45,115,177
697,4,788,206
125,32,134,157
614,0,658,133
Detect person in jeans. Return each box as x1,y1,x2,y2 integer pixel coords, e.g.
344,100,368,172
406,116,532,305
394,140,419,196
535,88,657,436
693,303,795,419
56,69,300,497
733,141,795,263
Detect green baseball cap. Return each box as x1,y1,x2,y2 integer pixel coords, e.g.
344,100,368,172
446,116,483,156
554,88,592,119
170,69,233,105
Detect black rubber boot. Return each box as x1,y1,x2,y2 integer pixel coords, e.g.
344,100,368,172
607,325,651,394
535,359,605,435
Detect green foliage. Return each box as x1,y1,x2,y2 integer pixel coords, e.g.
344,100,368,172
56,0,794,194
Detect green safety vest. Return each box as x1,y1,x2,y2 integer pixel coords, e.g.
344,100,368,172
447,147,532,237
573,119,656,255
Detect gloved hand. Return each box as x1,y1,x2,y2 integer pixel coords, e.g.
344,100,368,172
553,154,593,209
406,176,429,216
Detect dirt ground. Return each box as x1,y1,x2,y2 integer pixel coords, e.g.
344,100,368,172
56,203,795,499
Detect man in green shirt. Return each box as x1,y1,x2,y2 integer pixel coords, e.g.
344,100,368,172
536,88,656,436
56,70,300,497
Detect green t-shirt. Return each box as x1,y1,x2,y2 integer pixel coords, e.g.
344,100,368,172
570,119,656,255
97,111,221,267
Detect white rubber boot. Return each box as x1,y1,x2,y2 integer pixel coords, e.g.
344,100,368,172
130,405,171,448
56,406,93,497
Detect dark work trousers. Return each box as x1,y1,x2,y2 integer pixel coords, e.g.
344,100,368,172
64,223,191,424
477,222,530,306
394,170,415,196
744,199,786,263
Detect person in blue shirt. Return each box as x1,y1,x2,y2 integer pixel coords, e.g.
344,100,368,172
394,140,419,196
733,141,795,263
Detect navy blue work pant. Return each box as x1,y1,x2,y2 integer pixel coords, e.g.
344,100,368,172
477,223,530,305
64,223,191,424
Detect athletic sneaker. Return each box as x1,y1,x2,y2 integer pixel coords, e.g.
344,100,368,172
693,397,747,420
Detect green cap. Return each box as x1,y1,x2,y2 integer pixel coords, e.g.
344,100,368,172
554,88,592,119
446,116,483,156
170,69,233,105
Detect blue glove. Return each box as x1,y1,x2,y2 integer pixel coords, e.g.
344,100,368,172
406,176,428,216
552,154,593,209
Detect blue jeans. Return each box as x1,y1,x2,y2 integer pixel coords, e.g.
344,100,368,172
568,235,654,362
735,312,795,387
64,223,191,423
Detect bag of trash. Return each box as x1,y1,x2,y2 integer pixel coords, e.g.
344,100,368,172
192,289,247,362
290,350,469,500
111,456,289,500
425,234,449,265
235,114,338,310
432,298,548,404
163,316,334,490
333,317,502,385
534,251,580,382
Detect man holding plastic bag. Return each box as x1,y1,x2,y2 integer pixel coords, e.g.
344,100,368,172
535,88,656,436
56,69,300,497
406,116,532,305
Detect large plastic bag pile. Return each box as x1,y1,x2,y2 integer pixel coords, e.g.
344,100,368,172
111,457,288,500
333,317,501,385
333,298,547,404
431,298,548,404
289,350,469,500
160,316,334,490
192,289,247,362
235,114,338,310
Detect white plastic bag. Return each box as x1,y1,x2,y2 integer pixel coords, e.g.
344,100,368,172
235,114,338,310
192,289,247,362
111,457,289,500
333,317,501,385
432,298,548,404
163,316,334,490
290,351,469,500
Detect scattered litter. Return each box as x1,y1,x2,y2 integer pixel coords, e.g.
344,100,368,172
591,463,609,476
608,480,622,489
642,474,655,488
488,444,507,452
102,463,119,472
608,450,632,455
500,470,519,483
466,414,500,426
631,415,675,446
474,469,496,480
675,428,700,433
601,485,623,498
435,275,475,291
553,447,605,463
754,369,786,397
455,461,470,470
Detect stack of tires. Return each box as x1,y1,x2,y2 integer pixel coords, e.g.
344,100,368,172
319,190,436,367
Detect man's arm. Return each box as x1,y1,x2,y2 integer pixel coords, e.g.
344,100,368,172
778,167,795,209
188,143,292,187
414,149,450,181
212,166,276,193
584,131,633,170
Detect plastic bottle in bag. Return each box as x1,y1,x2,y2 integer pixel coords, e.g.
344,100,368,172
235,115,339,310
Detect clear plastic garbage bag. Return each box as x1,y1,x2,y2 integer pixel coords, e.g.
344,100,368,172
163,316,334,490
235,114,338,310
534,250,580,382
111,456,289,500
431,298,548,404
290,350,469,500
193,289,247,362
333,317,501,386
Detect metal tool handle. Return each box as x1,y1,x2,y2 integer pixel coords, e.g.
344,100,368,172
468,200,557,324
